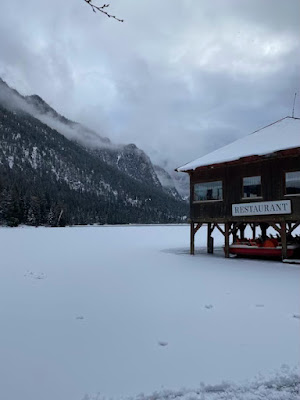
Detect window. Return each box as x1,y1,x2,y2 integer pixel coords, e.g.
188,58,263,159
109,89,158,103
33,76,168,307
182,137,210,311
286,171,300,195
243,176,261,198
193,181,223,202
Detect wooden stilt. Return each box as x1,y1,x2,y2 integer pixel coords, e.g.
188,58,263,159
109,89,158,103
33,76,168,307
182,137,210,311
190,222,203,255
281,222,287,260
232,224,238,243
240,224,245,240
207,223,211,253
251,223,256,240
260,223,268,240
207,223,214,253
224,222,230,258
190,221,195,255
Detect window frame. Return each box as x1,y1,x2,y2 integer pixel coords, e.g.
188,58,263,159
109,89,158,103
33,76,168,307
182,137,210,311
284,170,300,197
241,175,263,200
192,179,223,203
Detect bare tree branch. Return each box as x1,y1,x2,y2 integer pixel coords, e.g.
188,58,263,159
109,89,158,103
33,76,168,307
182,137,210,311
83,0,124,22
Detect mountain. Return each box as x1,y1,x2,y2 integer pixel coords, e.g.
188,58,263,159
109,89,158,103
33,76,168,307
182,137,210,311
0,78,112,148
154,165,184,200
0,78,182,197
26,94,179,195
0,79,188,226
169,169,189,200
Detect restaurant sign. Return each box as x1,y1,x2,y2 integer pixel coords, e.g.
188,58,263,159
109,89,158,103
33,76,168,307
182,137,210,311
232,200,291,216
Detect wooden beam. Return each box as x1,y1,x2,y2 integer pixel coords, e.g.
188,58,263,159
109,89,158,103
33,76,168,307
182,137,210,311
288,221,300,235
194,223,202,234
211,223,218,235
210,224,216,234
268,222,281,234
229,222,238,235
215,223,225,236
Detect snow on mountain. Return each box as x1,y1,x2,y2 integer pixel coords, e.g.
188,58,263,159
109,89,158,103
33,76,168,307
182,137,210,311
169,168,189,200
154,164,184,200
0,78,184,198
0,78,188,226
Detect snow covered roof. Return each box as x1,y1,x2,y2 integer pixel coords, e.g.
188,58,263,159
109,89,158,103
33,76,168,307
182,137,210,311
177,117,300,172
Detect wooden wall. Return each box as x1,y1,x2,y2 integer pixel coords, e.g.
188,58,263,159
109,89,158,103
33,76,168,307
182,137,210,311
190,154,300,222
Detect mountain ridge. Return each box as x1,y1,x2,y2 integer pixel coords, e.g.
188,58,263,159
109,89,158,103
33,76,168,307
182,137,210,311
0,77,184,197
0,78,188,226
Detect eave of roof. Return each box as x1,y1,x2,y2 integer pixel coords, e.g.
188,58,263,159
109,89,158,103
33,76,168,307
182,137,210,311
176,116,300,173
185,147,300,174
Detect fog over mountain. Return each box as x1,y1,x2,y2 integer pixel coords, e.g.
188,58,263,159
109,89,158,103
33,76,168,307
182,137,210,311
0,78,188,226
0,78,112,148
0,76,190,198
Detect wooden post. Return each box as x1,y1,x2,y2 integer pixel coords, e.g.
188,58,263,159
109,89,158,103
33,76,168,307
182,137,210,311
281,222,287,260
260,223,268,240
207,223,210,253
251,223,256,240
240,224,245,240
232,224,237,243
224,222,230,258
190,221,195,255
207,223,214,253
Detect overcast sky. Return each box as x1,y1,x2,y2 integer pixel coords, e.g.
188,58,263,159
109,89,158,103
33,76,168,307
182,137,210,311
0,0,299,170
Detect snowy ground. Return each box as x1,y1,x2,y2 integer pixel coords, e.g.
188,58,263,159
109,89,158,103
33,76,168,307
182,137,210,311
0,225,299,400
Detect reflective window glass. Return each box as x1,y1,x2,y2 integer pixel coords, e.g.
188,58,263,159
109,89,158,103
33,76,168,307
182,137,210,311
194,181,223,202
243,176,261,198
286,171,300,195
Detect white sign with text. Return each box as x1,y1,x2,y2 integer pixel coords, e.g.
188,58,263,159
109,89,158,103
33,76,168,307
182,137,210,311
232,200,291,216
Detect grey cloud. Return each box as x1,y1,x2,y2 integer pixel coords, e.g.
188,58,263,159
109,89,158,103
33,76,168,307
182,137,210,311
0,0,299,172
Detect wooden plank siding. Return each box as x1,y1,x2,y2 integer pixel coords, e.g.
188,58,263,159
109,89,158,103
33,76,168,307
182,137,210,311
190,152,300,223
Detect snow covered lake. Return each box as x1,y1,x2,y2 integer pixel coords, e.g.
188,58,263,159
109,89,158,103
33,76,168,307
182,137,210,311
0,225,299,400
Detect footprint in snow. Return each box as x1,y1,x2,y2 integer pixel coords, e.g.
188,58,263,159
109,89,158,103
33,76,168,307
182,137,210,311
205,304,213,309
293,314,300,319
158,341,168,347
255,304,265,308
35,274,46,280
76,316,84,320
24,271,46,280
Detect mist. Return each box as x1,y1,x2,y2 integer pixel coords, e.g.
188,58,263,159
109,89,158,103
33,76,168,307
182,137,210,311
0,0,299,171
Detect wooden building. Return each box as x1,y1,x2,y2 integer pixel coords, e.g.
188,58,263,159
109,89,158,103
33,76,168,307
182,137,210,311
176,117,300,260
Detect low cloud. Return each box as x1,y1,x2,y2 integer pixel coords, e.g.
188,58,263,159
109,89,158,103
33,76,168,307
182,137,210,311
0,0,299,170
